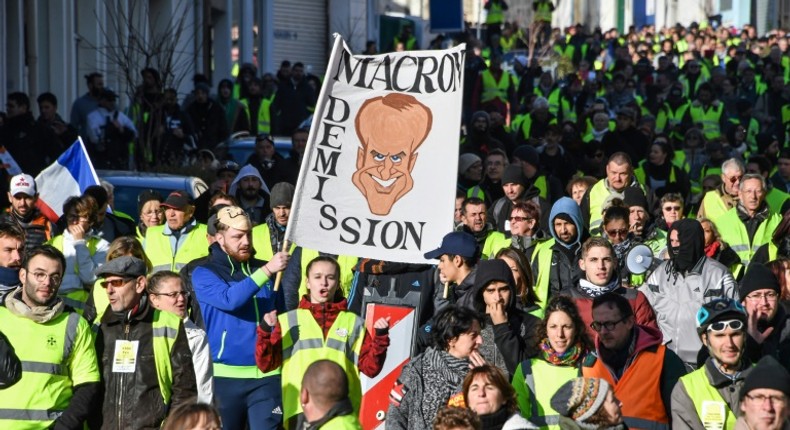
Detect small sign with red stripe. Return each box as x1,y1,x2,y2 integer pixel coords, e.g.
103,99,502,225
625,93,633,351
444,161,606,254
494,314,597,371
360,303,416,430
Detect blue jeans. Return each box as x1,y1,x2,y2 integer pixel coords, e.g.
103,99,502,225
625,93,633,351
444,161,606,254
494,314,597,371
214,375,282,430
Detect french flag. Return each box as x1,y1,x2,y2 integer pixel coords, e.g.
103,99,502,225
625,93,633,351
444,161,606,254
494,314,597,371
35,138,100,222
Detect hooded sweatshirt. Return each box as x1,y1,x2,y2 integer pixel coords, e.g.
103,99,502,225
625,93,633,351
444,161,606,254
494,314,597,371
229,164,272,223
466,259,541,377
541,198,586,297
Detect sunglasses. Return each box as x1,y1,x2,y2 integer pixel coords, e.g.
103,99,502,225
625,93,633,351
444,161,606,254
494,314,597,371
707,319,744,332
100,278,135,288
606,228,628,237
726,175,743,184
510,216,532,222
663,206,682,212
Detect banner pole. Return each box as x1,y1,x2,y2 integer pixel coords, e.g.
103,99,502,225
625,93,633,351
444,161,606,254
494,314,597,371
273,239,290,292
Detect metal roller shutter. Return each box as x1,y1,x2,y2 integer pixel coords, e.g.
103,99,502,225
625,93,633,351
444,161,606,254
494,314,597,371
273,0,329,76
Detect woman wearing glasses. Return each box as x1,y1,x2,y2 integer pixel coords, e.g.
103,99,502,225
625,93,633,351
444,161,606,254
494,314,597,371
49,195,110,315
149,270,213,405
512,296,592,429
137,190,164,240
507,201,549,262
601,203,643,287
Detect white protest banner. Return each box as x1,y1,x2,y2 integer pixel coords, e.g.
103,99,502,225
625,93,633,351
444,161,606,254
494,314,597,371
285,35,465,264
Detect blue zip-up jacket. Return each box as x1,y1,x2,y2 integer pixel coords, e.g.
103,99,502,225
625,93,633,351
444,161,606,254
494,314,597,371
192,242,283,367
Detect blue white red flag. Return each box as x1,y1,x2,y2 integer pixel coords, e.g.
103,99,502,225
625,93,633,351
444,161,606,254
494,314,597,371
35,137,100,222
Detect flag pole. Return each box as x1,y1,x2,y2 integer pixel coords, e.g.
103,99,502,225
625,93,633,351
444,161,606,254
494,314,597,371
277,34,345,290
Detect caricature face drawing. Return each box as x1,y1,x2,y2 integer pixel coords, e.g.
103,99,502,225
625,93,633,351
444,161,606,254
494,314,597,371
351,93,433,215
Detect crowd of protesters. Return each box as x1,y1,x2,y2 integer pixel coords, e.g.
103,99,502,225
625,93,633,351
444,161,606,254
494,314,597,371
5,0,790,429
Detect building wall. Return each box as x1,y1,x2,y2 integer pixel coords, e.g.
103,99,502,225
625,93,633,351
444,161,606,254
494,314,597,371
1,0,204,115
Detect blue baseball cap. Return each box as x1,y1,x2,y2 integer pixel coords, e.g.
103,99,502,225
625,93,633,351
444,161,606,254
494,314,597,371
424,232,478,260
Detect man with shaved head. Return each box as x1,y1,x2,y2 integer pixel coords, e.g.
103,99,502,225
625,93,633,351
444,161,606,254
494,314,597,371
296,360,362,429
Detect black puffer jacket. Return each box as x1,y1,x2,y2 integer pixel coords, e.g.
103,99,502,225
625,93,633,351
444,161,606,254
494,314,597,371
0,330,21,389
92,298,197,430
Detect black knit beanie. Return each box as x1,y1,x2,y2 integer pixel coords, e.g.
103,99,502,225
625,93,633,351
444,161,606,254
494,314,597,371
741,356,790,399
739,263,781,299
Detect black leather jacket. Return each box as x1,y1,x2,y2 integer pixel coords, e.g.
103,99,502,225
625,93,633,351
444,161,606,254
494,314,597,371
92,298,196,430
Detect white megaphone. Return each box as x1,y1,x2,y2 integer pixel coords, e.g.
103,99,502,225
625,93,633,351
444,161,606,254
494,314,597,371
626,244,656,275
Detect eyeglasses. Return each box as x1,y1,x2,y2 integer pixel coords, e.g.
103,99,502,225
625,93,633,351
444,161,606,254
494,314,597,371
606,228,629,237
100,278,135,289
510,216,532,222
725,175,743,184
151,290,190,299
707,319,745,332
663,205,682,212
29,271,62,285
745,393,787,405
746,291,779,302
142,209,164,217
590,316,627,332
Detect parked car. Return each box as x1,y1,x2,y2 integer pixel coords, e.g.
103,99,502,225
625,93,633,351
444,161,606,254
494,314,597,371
214,132,293,165
98,170,208,222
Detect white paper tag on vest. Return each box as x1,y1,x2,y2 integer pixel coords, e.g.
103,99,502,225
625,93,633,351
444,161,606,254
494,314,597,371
113,340,139,373
700,400,725,430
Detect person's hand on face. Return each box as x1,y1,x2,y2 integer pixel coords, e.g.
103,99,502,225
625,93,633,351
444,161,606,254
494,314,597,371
468,351,487,368
68,221,86,240
487,301,508,325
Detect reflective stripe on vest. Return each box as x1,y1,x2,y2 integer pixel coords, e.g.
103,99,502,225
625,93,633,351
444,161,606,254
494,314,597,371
152,310,180,405
715,208,781,267
298,249,358,299
583,346,670,430
145,223,209,273
242,95,274,135
689,103,724,139
680,368,737,430
517,358,579,428
0,309,80,426
279,309,364,422
481,70,511,103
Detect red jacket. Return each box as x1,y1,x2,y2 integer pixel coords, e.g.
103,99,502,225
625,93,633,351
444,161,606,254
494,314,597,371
256,296,389,377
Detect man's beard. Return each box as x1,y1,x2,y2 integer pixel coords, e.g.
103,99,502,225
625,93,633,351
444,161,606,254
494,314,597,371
227,247,252,262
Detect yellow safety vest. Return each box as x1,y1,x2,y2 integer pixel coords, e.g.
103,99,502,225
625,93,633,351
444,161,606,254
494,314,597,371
699,190,730,221
679,368,737,430
513,358,580,429
486,2,506,24
481,70,512,104
278,309,364,422
655,102,689,139
242,94,275,135
534,2,552,22
298,248,358,299
0,307,100,428
48,234,100,314
588,180,610,235
393,35,416,51
689,103,724,140
633,162,678,188
766,187,790,215
144,223,209,273
151,309,181,404
715,208,781,267
251,223,296,261
321,414,363,429
482,230,510,260
531,238,556,309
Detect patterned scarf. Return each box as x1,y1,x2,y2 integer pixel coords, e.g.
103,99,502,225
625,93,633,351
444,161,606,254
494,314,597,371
539,338,584,366
578,277,620,298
